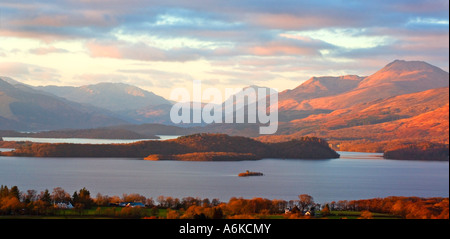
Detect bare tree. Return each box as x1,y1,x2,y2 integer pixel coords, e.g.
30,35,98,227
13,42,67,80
23,190,37,203
122,193,146,203
298,194,314,212
51,187,70,204
157,195,166,207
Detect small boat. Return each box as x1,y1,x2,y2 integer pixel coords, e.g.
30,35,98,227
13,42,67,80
238,170,264,177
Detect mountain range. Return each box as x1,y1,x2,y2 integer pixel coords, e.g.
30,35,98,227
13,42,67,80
1,59,449,152
278,60,448,111
258,60,449,151
0,78,126,131
36,82,171,112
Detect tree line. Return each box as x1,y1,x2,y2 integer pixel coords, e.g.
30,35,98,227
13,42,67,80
0,185,448,219
322,196,449,219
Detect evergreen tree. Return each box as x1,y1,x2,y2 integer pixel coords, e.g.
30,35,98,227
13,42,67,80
212,208,224,219
72,188,93,209
10,186,20,200
40,189,52,206
0,185,9,198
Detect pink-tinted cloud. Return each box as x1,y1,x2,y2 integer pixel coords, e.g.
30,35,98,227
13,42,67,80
6,7,116,28
245,13,347,30
248,43,320,56
29,46,69,55
84,36,327,63
85,41,123,59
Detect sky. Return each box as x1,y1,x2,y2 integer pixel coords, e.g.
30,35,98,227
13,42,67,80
0,0,448,98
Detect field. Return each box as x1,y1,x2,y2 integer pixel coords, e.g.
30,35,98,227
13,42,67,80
321,211,401,219
0,208,401,219
0,207,169,219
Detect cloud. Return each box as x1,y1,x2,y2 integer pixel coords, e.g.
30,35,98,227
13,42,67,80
85,41,123,59
247,42,318,57
0,62,61,84
247,35,333,57
29,46,69,55
2,0,448,35
0,1,118,42
74,73,128,83
245,13,349,31
85,40,204,62
85,32,331,63
206,68,289,86
328,27,449,70
117,68,192,88
0,62,31,75
389,0,449,14
0,0,448,90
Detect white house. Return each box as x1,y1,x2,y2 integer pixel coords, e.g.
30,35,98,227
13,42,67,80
54,202,74,209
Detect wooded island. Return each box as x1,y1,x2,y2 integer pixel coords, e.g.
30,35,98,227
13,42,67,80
0,134,340,161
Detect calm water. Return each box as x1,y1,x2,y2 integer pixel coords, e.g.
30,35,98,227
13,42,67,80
2,135,181,144
0,152,448,203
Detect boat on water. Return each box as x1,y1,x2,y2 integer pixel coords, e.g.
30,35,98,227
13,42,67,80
238,170,264,177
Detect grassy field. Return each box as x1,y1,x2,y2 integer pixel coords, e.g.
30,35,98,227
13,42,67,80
0,208,400,219
322,211,401,219
0,207,168,219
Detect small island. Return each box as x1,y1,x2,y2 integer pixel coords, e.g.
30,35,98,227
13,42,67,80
238,170,264,177
145,152,258,161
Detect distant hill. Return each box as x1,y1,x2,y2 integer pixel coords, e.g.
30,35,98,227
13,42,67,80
0,78,126,131
0,123,193,140
119,103,175,124
0,128,157,139
123,85,274,125
106,123,193,136
279,75,365,107
289,87,449,135
259,86,449,147
36,82,171,112
321,102,449,142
